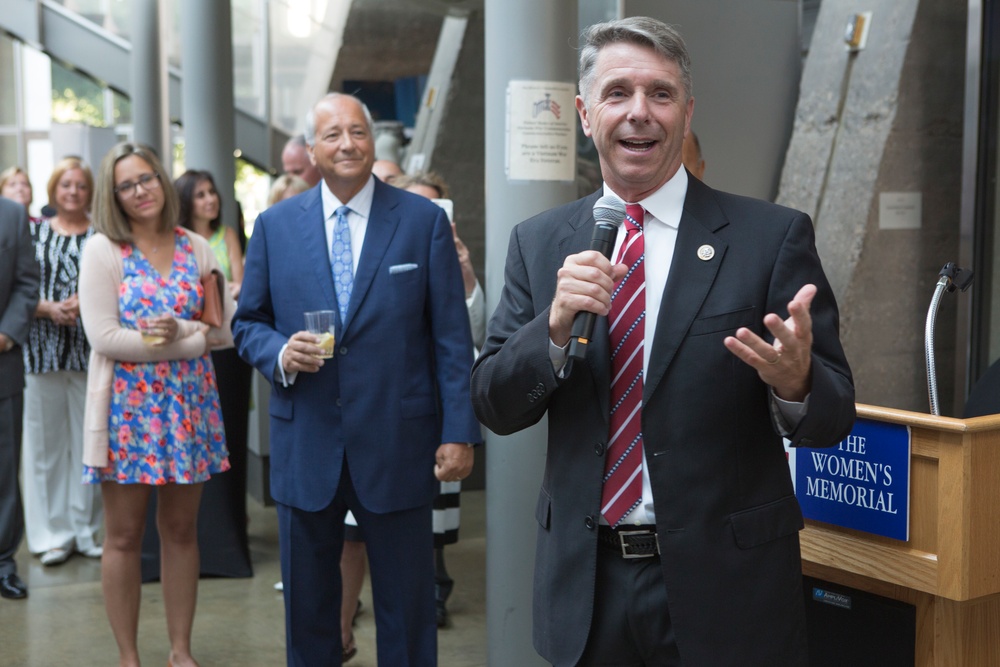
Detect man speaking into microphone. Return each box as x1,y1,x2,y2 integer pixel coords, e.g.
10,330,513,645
471,16,855,667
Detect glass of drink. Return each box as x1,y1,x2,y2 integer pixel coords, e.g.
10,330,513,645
138,316,166,345
304,310,336,359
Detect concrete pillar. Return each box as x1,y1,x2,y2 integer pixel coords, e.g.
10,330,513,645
130,0,168,161
178,0,237,232
483,1,578,664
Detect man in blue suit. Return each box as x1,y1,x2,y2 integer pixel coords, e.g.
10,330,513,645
233,93,481,666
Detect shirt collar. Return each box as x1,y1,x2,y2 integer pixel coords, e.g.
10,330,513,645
321,175,375,221
603,166,688,229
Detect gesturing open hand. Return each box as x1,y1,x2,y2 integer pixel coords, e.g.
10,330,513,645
723,284,816,402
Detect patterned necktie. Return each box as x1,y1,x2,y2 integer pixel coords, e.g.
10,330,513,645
331,205,354,322
601,203,646,527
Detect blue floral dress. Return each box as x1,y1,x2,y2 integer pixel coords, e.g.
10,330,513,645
83,229,229,485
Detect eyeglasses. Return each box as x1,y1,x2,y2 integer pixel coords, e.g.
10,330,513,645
114,173,161,198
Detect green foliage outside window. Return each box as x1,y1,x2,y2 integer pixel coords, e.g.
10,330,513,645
51,61,106,127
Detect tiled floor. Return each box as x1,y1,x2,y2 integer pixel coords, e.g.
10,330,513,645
0,491,486,666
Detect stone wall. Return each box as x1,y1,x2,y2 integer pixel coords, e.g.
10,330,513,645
777,0,966,414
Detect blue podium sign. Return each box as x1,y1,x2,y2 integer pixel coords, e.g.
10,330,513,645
794,419,911,541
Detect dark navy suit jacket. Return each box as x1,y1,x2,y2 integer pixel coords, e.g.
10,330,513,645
233,178,481,514
472,176,855,666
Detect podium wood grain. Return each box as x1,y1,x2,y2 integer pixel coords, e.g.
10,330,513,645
800,404,1000,665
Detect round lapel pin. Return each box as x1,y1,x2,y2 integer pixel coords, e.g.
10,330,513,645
697,244,715,261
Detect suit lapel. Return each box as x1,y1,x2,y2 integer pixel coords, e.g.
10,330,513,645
300,188,338,310
344,180,400,332
644,179,729,404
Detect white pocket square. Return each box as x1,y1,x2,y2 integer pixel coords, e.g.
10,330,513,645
389,263,419,274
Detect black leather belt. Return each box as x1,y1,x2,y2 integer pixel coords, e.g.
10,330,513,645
598,525,660,559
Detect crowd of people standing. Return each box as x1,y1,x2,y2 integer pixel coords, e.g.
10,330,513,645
0,104,485,666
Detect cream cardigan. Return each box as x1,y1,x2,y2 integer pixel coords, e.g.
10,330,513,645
78,230,235,468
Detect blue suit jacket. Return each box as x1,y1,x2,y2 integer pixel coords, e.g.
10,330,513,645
233,179,481,513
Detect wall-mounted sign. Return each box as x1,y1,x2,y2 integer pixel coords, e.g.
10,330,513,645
789,419,911,541
505,80,577,182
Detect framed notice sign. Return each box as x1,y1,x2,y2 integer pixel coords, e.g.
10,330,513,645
505,80,577,182
792,419,911,541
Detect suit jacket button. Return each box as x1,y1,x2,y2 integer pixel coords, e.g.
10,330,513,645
340,347,348,355
336,398,342,407
594,443,605,456
584,516,596,530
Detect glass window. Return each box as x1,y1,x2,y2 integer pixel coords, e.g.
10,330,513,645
233,0,265,118
22,46,51,132
0,135,19,173
235,156,270,239
52,61,106,127
270,0,351,134
56,0,133,41
113,90,132,125
0,34,16,126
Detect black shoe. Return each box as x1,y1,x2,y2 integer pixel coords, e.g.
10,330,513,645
435,600,449,628
0,573,27,600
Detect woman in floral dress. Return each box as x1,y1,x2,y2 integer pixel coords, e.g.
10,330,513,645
78,143,235,667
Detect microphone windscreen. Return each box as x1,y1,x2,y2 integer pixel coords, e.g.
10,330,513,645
593,195,626,228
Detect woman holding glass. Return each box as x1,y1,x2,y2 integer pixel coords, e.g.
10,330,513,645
21,157,103,567
78,143,234,667
132,169,253,580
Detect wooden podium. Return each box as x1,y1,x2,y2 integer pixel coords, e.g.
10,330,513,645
800,403,1000,665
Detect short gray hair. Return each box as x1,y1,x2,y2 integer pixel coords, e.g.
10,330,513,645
304,94,375,146
578,17,692,108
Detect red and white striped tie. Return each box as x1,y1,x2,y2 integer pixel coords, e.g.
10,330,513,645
601,203,646,527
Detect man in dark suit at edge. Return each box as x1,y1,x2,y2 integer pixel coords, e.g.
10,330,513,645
0,196,40,601
233,93,481,666
471,16,855,666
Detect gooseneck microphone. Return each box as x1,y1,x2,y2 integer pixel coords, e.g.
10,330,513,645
566,195,626,368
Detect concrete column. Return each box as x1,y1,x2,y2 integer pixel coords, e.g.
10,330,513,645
484,1,578,665
130,0,168,160
178,0,237,232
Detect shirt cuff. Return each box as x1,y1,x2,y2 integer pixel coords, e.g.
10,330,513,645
276,343,297,387
769,388,809,436
549,337,570,379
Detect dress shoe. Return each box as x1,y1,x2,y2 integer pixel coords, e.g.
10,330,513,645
40,548,71,566
342,633,357,663
0,573,27,600
435,599,449,628
78,545,103,558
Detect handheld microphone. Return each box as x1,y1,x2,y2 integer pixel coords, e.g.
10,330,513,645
567,195,626,367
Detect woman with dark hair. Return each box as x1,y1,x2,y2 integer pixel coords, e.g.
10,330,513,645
79,143,235,667
174,170,243,299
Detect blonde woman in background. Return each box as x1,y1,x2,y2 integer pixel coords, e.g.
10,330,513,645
79,143,234,667
22,157,103,567
0,166,39,222
266,173,310,208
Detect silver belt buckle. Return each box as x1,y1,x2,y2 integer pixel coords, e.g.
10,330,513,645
618,529,658,559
